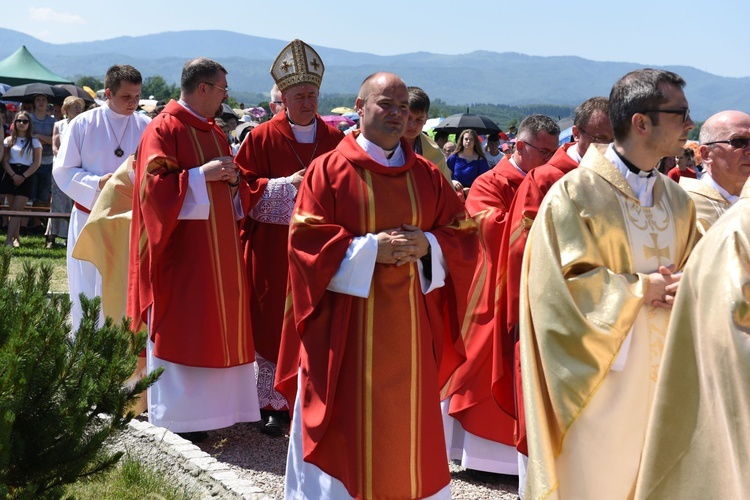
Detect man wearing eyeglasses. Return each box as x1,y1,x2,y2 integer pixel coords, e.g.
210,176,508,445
677,110,750,235
520,68,699,499
269,84,283,116
441,113,559,478
234,39,344,436
127,57,260,442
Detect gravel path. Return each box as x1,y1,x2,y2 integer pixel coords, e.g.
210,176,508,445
195,420,519,499
114,416,519,498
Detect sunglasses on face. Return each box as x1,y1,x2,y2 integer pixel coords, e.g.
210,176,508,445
640,108,691,124
704,137,750,149
15,119,29,124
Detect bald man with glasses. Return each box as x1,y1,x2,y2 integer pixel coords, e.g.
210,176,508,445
678,110,750,235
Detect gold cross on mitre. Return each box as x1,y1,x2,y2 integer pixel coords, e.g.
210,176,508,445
310,58,320,71
281,60,292,73
643,232,670,266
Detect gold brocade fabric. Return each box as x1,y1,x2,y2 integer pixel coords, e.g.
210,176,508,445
71,155,145,416
635,180,750,499
520,146,698,499
72,155,135,326
678,176,733,237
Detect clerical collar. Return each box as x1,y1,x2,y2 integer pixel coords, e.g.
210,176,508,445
356,134,405,167
509,155,526,176
702,172,740,204
177,99,208,122
287,114,316,144
613,147,654,178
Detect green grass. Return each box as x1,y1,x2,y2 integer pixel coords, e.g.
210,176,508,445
4,233,68,293
64,455,198,499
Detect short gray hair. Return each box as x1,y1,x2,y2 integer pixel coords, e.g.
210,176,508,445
181,57,227,94
517,114,560,141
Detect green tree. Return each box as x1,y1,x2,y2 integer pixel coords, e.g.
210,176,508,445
688,121,703,141
0,249,161,499
74,76,103,92
141,76,179,102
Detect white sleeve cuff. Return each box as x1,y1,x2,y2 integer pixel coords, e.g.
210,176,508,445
418,232,447,294
177,167,210,220
326,234,378,298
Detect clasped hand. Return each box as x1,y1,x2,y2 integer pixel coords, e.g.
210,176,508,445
644,265,682,310
202,156,238,184
376,224,430,266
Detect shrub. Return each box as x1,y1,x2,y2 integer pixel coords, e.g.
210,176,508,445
0,248,161,499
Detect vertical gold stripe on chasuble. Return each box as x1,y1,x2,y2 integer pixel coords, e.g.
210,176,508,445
195,128,231,365
362,168,375,499
213,131,247,362
405,170,421,497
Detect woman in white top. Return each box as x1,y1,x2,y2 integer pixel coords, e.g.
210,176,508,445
1,111,42,247
46,96,85,248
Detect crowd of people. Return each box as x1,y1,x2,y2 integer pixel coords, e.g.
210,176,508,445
2,38,749,499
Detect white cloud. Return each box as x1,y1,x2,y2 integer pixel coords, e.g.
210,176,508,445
28,7,86,24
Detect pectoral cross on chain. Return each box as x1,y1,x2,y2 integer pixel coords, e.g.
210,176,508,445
644,232,670,266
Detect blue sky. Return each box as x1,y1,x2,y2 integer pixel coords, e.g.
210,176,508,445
2,1,748,78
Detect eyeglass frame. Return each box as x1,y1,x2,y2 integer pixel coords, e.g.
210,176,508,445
639,108,691,124
14,119,29,124
202,81,229,94
522,140,556,157
703,137,750,149
577,127,613,144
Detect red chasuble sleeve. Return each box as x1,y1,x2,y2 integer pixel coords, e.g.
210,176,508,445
491,145,578,453
128,100,253,368
279,133,477,499
441,156,525,444
234,113,343,362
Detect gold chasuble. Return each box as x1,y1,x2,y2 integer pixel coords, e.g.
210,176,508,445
520,145,698,499
635,180,750,499
280,132,477,499
128,100,253,368
678,176,733,236
73,155,136,325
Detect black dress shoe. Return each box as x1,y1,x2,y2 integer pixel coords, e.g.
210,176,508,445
259,410,284,436
177,431,209,443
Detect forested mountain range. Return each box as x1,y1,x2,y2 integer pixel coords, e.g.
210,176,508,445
2,28,748,122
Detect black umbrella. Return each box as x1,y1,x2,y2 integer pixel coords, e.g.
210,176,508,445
0,82,64,103
54,84,95,105
433,113,502,136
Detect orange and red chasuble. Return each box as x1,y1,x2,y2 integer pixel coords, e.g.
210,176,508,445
234,112,343,363
277,133,477,499
128,100,254,368
491,144,579,454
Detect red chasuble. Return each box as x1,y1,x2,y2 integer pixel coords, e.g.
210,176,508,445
128,100,254,368
442,156,526,445
278,132,477,499
234,112,343,363
492,143,579,453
